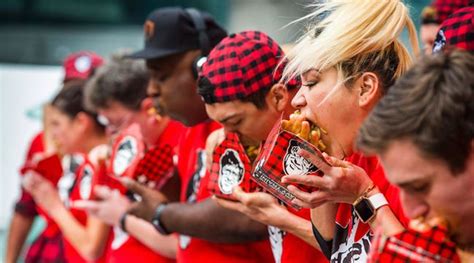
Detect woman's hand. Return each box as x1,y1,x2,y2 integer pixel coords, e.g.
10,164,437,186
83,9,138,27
282,149,373,208
72,185,131,226
23,172,63,217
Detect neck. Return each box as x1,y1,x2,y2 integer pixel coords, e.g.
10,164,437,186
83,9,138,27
81,132,107,154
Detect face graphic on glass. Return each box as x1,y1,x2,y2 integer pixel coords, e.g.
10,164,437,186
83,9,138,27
218,149,244,194
283,139,318,176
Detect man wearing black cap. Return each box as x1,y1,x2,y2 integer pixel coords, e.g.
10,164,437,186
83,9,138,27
120,7,273,263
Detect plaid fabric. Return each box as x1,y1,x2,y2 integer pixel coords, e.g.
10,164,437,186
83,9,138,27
24,230,66,263
431,0,472,24
133,144,175,189
433,6,474,52
368,225,460,262
208,132,260,200
198,31,300,104
63,51,103,82
252,119,325,210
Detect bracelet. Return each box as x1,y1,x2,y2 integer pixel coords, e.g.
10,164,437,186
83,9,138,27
119,212,128,233
152,203,170,235
353,182,376,205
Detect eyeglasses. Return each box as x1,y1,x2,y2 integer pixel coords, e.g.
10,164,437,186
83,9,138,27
97,113,134,135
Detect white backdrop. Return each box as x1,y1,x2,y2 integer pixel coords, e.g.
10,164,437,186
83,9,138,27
0,64,61,229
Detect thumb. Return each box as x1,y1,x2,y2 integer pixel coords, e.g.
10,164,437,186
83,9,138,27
120,177,146,197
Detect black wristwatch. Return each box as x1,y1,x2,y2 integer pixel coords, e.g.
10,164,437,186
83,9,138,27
152,203,170,235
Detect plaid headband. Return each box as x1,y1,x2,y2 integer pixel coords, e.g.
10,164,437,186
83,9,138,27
433,6,474,53
198,30,300,104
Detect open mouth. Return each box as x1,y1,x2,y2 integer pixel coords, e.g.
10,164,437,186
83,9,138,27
282,110,328,152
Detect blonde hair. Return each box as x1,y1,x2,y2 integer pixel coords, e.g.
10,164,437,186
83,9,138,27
283,0,419,90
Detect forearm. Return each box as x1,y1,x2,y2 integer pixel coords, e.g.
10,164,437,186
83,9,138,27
125,215,177,259
310,203,338,241
279,213,320,249
161,199,268,243
51,206,109,260
5,213,34,263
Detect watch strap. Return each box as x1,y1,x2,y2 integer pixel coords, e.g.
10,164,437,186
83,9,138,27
367,193,388,210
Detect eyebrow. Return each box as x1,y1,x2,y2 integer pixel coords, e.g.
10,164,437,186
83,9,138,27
396,176,431,189
219,113,240,124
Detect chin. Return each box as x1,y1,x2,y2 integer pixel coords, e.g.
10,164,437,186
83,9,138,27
449,224,474,252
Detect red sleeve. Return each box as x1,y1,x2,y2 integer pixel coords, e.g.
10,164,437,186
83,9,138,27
19,132,45,174
14,189,38,217
346,153,409,227
364,155,409,227
15,132,45,217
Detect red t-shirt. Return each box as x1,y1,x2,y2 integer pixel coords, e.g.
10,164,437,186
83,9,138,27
107,121,184,263
313,153,407,262
176,120,273,263
63,152,111,263
268,207,328,263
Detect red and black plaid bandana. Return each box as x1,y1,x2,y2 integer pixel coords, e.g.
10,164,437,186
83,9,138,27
432,0,472,24
433,6,474,53
251,118,326,210
133,144,175,190
208,132,260,200
368,225,460,262
198,30,300,104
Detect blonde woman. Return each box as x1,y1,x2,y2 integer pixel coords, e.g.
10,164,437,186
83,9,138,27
218,1,420,262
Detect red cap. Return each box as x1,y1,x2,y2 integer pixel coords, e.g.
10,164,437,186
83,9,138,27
197,31,300,104
431,0,472,24
433,6,474,52
63,51,104,82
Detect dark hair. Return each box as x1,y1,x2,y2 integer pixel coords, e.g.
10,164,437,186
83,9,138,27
199,79,299,110
341,43,400,94
357,49,474,173
52,81,105,133
84,52,149,111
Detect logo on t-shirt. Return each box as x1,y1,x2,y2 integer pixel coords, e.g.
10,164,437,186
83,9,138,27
283,139,318,175
181,150,207,250
331,209,372,262
113,136,138,176
79,164,93,200
111,226,129,250
218,149,244,194
268,226,286,263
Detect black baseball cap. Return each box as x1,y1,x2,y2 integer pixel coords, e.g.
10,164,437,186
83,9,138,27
129,7,227,60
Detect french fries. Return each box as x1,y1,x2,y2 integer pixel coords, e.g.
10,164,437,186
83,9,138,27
281,110,327,151
245,145,259,162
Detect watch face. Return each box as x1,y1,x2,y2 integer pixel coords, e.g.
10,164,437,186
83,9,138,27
354,198,376,223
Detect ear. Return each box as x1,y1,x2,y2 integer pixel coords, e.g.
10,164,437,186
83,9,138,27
357,72,381,109
266,83,289,112
74,112,93,133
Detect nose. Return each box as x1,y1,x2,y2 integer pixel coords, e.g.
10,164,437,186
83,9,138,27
400,190,430,220
291,86,307,109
